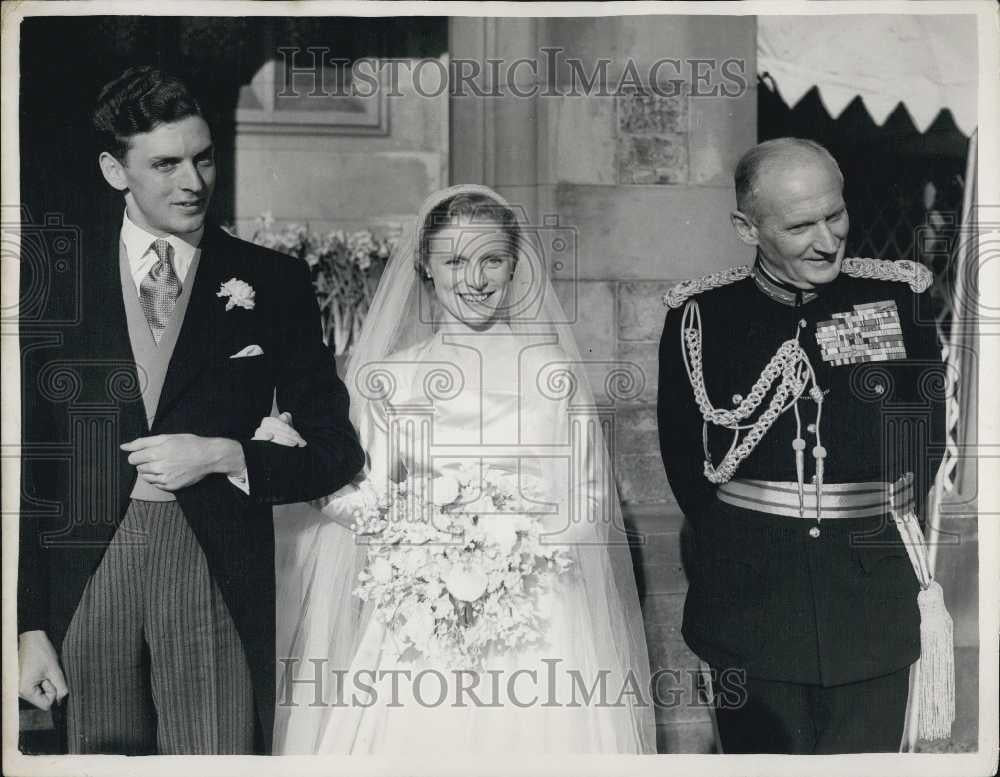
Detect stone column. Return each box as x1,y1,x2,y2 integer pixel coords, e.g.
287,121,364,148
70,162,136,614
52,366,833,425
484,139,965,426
448,16,540,220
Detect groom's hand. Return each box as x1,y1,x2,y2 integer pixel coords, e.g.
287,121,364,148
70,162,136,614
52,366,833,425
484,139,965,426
18,630,69,711
122,434,246,491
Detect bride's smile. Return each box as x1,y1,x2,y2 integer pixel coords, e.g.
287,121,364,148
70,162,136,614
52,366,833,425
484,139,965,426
424,216,516,329
456,289,494,303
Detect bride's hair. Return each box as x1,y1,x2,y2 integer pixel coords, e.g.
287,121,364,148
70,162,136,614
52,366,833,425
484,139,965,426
416,192,521,279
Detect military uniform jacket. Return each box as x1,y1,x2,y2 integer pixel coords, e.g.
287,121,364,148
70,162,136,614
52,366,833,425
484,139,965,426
657,259,945,686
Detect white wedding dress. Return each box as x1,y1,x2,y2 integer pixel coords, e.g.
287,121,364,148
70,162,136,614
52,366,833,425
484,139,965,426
272,186,655,755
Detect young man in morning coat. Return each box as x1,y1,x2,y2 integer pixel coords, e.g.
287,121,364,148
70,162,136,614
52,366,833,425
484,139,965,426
18,66,364,755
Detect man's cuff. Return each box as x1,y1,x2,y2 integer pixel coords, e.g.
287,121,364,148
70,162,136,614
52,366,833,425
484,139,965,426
228,468,250,495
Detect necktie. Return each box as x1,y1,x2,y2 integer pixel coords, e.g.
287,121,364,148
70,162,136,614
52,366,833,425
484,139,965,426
139,239,181,344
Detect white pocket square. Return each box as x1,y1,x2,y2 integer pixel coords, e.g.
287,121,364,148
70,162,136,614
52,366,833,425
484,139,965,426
230,344,264,358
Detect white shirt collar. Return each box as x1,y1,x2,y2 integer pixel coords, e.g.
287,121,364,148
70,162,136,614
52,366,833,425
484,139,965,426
120,210,202,293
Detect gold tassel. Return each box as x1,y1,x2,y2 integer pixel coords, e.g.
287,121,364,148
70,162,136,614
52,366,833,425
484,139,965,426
891,498,956,743
914,580,956,741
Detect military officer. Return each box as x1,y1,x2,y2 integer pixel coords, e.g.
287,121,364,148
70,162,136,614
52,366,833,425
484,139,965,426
657,138,947,753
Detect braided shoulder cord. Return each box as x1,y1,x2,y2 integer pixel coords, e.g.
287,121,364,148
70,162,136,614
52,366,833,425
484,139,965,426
663,264,753,309
680,300,822,485
663,258,931,312
841,257,932,293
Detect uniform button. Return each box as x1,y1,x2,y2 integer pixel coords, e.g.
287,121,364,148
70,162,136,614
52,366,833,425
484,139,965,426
809,526,821,538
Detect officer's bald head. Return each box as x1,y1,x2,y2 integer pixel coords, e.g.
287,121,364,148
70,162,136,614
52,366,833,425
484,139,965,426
730,137,849,289
734,138,843,223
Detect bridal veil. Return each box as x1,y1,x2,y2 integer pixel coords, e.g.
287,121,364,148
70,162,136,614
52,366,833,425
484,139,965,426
273,184,656,754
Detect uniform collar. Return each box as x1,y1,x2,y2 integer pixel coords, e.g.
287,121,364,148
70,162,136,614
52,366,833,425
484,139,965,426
751,258,819,307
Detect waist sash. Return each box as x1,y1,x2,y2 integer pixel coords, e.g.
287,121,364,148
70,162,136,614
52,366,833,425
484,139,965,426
717,475,914,520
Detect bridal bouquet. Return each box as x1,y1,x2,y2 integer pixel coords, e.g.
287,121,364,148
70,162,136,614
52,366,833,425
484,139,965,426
351,465,573,666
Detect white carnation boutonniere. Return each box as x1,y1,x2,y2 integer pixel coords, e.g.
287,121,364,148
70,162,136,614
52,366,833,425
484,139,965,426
217,277,255,311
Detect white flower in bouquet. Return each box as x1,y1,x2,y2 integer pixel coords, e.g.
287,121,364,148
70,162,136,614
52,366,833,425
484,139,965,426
450,463,482,489
476,515,518,555
493,471,522,497
402,603,435,647
444,564,489,603
371,556,393,584
400,547,429,575
352,467,574,666
429,475,461,506
456,489,495,516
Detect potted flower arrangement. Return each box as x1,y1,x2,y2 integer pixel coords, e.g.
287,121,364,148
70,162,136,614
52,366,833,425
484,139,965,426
246,213,397,359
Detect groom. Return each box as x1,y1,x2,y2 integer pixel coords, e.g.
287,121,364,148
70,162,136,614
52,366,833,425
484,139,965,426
17,66,364,754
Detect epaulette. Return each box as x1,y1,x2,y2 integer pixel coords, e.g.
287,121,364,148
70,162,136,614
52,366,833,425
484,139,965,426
661,258,931,309
840,258,932,293
662,264,752,309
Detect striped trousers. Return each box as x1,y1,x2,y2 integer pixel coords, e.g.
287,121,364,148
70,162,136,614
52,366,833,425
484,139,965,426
61,500,255,754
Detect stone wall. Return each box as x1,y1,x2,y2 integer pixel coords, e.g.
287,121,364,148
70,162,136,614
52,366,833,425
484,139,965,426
233,58,449,238
450,15,757,752
451,15,755,504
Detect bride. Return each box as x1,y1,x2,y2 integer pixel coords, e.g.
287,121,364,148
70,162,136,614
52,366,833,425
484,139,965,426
266,185,656,754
